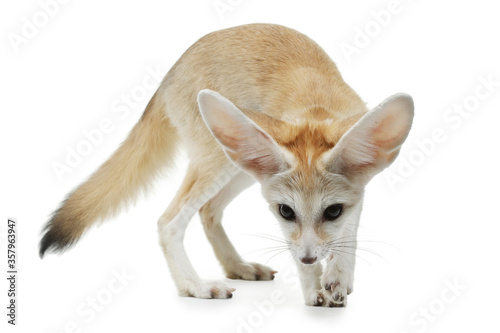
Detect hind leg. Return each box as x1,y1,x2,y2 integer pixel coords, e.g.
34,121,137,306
199,171,277,281
158,162,239,299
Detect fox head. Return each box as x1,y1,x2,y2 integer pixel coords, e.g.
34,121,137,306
197,89,414,265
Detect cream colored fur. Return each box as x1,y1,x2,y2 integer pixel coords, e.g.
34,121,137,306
40,24,414,307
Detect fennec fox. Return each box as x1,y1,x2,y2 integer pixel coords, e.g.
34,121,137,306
40,24,414,307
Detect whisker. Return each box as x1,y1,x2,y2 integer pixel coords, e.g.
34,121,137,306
325,234,359,245
264,248,290,264
256,248,288,260
331,245,384,260
247,233,290,245
251,232,286,239
243,245,290,256
327,248,351,264
327,237,398,250
328,248,371,265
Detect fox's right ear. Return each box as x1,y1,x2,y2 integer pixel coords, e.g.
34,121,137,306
197,89,290,181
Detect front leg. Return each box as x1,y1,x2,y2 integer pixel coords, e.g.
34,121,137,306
200,171,277,281
316,205,361,307
319,252,355,307
297,256,354,307
296,261,323,306
296,229,357,306
158,164,237,299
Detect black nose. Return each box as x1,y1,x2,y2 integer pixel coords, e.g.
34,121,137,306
300,256,317,264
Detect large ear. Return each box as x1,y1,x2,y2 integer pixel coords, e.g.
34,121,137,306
197,89,289,181
324,93,414,183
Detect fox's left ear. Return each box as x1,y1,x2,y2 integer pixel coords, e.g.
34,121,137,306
325,93,414,183
197,89,290,181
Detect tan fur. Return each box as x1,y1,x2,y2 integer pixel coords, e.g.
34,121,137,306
158,24,367,158
40,24,413,306
41,23,366,254
156,25,369,269
40,92,179,255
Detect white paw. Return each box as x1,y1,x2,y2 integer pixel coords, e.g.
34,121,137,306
308,267,353,307
180,280,235,299
306,287,348,307
226,262,277,281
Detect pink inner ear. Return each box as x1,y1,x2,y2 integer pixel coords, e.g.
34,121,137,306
198,90,289,179
239,130,283,174
212,127,241,152
213,124,284,177
323,93,413,181
242,153,279,176
371,113,410,152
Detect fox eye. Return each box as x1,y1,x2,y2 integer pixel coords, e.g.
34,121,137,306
279,204,295,221
323,204,343,221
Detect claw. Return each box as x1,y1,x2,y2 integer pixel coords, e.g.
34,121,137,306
314,294,324,306
210,289,219,299
334,294,344,303
324,281,339,292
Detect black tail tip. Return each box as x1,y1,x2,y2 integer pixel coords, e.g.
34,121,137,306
39,230,58,258
39,233,52,259
39,227,75,259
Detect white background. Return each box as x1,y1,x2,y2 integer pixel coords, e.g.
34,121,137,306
1,0,500,332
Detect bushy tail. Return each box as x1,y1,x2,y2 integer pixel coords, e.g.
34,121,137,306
40,91,178,257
